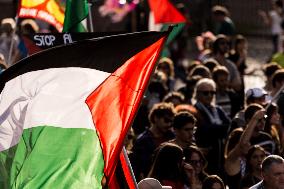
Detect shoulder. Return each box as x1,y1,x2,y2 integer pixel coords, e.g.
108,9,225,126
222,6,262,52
249,180,264,189
135,130,153,143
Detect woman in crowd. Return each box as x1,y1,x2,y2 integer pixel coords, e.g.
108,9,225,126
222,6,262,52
148,142,195,189
240,145,267,189
202,175,225,189
184,146,209,189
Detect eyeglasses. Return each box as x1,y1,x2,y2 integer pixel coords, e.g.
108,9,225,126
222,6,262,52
189,159,204,165
198,90,216,96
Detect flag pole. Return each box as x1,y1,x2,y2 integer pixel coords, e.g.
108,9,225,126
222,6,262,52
122,146,139,189
88,2,94,32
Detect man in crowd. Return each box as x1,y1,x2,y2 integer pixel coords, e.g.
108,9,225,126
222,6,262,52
131,102,175,180
249,155,284,189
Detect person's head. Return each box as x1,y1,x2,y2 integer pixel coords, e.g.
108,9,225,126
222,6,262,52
184,75,202,102
212,5,229,21
245,145,267,173
245,87,268,106
148,102,175,134
244,103,266,133
138,178,172,189
184,146,207,175
233,34,247,52
175,104,198,116
157,57,175,78
163,92,185,107
271,69,284,90
272,0,283,11
265,103,280,133
187,61,201,75
20,19,39,34
203,58,219,72
212,34,230,55
194,78,216,106
212,66,230,91
148,143,184,181
263,62,281,89
173,111,197,146
261,155,284,189
189,65,212,78
202,175,225,189
0,18,16,35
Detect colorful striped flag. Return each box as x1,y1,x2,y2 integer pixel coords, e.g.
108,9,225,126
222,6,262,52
18,0,65,31
0,31,168,188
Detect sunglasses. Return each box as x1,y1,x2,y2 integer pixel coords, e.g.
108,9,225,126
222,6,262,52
198,90,216,96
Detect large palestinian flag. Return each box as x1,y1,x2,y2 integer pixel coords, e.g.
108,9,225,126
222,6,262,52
0,31,168,188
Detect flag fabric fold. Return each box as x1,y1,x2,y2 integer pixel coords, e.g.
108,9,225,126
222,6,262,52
63,0,89,32
148,0,187,24
0,31,168,188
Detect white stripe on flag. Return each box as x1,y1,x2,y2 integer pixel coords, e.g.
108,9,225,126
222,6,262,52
0,68,110,150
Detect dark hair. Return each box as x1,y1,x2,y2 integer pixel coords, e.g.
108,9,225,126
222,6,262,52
148,102,175,125
245,145,266,173
163,91,185,105
244,103,263,122
187,61,201,74
263,62,281,78
212,34,228,54
158,57,175,78
275,0,283,8
272,69,284,87
184,146,208,181
264,103,278,134
173,111,196,129
212,5,229,16
148,143,184,181
189,65,212,78
202,175,225,189
212,66,229,81
262,155,284,173
204,60,219,72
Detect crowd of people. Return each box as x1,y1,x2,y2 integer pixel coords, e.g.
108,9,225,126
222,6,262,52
127,3,284,189
1,2,284,189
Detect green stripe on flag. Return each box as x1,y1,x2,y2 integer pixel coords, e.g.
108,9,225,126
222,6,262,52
63,0,89,32
0,126,104,189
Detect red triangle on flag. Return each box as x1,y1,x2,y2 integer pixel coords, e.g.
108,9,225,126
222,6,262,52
86,37,166,184
148,0,187,24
